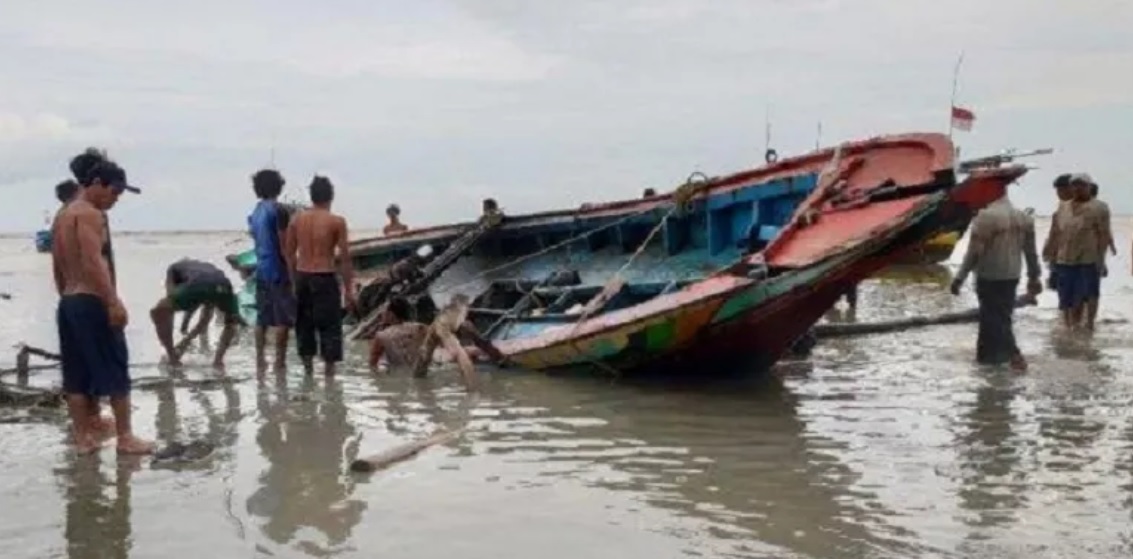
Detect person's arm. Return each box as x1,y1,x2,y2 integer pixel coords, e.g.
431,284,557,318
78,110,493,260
1041,212,1059,263
276,205,293,280
458,321,507,364
954,214,986,287
75,211,118,307
368,336,385,369
50,220,65,296
1099,203,1114,257
1022,217,1042,282
337,217,355,308
174,305,215,355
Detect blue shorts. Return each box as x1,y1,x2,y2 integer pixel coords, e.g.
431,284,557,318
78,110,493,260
255,279,296,327
57,294,130,397
1054,264,1100,310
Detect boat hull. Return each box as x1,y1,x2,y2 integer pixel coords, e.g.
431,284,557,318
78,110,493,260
34,230,51,253
489,163,1025,375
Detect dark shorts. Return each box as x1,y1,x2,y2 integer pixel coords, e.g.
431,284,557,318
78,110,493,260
57,294,130,397
1054,264,1100,310
171,279,240,322
294,272,343,363
255,279,296,327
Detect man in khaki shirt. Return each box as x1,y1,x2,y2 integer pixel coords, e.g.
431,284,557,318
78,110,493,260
1046,173,1111,330
951,192,1042,370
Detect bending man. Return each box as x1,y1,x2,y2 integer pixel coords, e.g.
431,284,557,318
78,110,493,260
150,258,243,368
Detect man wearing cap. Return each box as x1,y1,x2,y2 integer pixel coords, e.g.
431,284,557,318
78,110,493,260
951,186,1042,370
1045,173,1111,330
52,152,153,455
383,204,408,235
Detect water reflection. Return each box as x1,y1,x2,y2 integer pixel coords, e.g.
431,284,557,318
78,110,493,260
246,377,366,555
953,372,1027,533
60,459,136,559
468,367,927,558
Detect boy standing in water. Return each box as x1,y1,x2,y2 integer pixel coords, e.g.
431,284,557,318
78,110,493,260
52,153,153,455
285,176,356,376
248,169,295,375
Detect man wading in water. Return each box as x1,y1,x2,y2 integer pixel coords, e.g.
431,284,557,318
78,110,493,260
247,169,295,376
383,204,408,235
951,188,1042,371
52,152,153,455
1044,173,1110,331
369,296,507,389
284,176,357,377
150,258,244,369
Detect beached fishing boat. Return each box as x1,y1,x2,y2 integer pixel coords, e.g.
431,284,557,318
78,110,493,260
462,136,1026,373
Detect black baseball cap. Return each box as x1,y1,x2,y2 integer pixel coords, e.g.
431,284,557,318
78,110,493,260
91,161,142,194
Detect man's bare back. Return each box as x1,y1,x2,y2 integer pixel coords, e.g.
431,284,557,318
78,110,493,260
288,208,348,274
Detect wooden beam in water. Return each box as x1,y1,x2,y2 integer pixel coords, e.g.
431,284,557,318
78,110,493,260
349,428,466,473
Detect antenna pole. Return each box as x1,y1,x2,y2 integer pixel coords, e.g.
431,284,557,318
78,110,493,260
948,51,965,141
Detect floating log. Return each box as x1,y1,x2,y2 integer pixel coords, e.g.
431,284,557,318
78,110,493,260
812,295,1037,339
349,428,466,473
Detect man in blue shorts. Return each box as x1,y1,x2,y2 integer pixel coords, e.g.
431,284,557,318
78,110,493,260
1047,174,1110,330
52,151,153,455
248,169,295,375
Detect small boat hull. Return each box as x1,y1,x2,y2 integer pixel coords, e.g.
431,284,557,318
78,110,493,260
34,229,52,253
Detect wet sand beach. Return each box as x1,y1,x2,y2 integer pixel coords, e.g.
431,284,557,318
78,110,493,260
1,218,1131,559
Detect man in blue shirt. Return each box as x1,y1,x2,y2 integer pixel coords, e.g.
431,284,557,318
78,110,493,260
247,169,295,375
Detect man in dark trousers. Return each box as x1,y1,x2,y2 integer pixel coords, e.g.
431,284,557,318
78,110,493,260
951,189,1042,371
284,176,357,377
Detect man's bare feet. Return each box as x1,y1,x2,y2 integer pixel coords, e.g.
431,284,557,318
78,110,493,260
73,433,101,455
116,435,156,455
90,415,116,440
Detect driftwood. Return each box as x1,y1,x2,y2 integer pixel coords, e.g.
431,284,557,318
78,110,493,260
349,428,466,473
813,295,1037,339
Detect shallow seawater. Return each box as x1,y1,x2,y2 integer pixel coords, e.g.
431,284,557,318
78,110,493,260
1,219,1131,559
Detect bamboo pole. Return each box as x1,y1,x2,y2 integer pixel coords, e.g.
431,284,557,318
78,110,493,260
349,428,466,473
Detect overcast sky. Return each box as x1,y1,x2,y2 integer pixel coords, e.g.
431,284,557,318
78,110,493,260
1,0,1130,233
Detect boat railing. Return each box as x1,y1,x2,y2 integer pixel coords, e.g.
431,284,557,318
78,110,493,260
958,148,1053,173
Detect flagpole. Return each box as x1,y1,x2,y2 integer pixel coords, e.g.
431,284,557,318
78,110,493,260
948,51,965,140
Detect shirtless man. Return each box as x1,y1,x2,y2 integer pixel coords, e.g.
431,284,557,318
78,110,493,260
150,258,244,369
369,296,506,385
284,176,357,376
55,179,79,209
383,204,408,235
52,153,153,455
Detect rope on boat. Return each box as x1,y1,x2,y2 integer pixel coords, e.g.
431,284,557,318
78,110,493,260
437,173,712,296
561,175,712,375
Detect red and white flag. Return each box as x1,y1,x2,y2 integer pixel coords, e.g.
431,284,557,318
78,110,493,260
950,106,975,132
